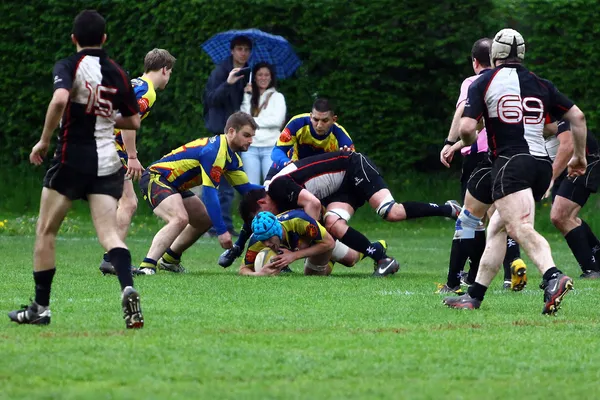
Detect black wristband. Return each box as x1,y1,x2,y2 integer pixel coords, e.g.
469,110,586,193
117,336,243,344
444,139,457,146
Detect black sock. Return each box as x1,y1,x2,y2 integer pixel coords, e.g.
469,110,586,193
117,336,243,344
503,236,521,280
108,248,134,290
565,224,598,272
543,267,562,282
580,220,600,258
468,282,488,301
402,202,451,219
446,239,471,287
340,227,384,262
34,268,56,307
103,253,110,262
466,230,486,284
235,223,251,249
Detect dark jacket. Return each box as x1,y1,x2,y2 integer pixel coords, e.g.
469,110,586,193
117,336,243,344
203,57,249,134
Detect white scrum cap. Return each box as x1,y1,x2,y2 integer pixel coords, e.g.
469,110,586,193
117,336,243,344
490,28,525,65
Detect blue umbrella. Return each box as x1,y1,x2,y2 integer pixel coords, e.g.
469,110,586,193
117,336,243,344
201,28,302,79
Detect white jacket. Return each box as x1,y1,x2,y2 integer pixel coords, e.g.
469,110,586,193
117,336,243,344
241,87,286,147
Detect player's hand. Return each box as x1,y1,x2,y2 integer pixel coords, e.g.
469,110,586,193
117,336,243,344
440,144,453,168
339,145,354,153
567,155,587,178
270,248,297,269
218,231,233,249
244,83,252,94
542,179,554,200
283,160,292,167
227,68,245,85
259,261,282,276
125,157,144,181
30,140,50,165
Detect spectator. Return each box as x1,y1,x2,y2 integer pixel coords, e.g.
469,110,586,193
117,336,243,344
240,62,286,184
202,35,252,236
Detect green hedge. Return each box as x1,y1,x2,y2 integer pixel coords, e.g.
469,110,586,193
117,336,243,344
0,0,598,175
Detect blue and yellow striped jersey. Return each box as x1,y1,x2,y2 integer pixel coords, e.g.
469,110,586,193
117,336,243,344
115,76,156,153
148,134,249,191
243,209,328,268
271,113,354,166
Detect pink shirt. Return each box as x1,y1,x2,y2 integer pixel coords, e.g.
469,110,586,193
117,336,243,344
457,75,488,155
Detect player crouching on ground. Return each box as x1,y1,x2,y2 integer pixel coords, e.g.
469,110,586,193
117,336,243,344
240,211,361,276
136,112,263,274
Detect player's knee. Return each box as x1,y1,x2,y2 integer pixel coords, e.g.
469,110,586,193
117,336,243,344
550,206,569,230
171,212,189,230
505,221,531,241
324,209,351,235
120,195,138,216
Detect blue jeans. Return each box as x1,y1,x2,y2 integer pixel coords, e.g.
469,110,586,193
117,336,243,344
241,146,274,185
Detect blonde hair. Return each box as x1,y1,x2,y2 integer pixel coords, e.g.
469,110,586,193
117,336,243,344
144,48,176,73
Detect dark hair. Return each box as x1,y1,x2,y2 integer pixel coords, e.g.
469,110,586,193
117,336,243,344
225,111,258,133
144,48,176,73
471,38,492,67
312,98,335,115
250,62,277,117
72,10,105,47
239,188,267,224
230,35,253,50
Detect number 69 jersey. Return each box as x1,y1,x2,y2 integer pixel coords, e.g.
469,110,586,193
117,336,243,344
463,64,575,160
52,48,139,177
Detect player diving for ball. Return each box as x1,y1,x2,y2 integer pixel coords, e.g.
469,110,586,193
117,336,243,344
239,211,362,276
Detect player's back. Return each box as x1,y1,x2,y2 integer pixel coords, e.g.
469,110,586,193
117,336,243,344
54,48,137,176
472,64,558,159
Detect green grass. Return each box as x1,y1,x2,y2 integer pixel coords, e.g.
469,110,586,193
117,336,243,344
1,216,600,399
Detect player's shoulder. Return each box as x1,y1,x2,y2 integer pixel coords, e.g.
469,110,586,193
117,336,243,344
277,209,309,222
287,113,311,128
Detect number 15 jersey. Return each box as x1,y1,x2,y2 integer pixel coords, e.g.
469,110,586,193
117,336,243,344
52,48,139,176
463,64,574,160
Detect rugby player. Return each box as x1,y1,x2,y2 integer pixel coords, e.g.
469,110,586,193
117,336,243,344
9,10,143,328
444,28,588,314
547,120,600,278
437,38,526,294
240,151,460,276
136,112,263,274
99,48,176,275
239,211,356,276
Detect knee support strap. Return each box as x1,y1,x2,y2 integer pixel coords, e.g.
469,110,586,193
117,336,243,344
454,208,483,240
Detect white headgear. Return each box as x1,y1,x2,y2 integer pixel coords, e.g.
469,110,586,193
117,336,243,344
490,28,525,66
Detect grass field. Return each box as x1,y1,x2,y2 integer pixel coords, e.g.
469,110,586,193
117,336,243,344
1,213,600,400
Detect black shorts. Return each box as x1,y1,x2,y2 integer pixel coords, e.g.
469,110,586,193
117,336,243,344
343,153,387,207
491,154,552,202
551,170,568,203
466,159,493,205
461,152,487,199
139,171,195,210
43,162,124,201
554,155,600,207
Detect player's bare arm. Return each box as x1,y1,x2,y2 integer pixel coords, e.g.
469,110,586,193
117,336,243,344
31,88,70,165
458,117,479,146
563,105,587,177
297,189,322,221
115,113,141,130
271,233,335,269
120,129,144,181
543,129,574,199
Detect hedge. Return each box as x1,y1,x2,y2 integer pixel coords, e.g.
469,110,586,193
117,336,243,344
0,0,597,175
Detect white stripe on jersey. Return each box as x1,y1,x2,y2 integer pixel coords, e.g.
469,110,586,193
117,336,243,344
486,67,548,157
72,56,121,176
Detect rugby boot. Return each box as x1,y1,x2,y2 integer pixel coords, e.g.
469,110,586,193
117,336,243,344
436,283,464,295
218,244,242,268
445,200,462,220
541,273,573,315
580,270,600,279
510,258,527,291
443,293,481,309
122,286,144,329
8,301,51,325
158,257,186,273
372,257,400,277
99,259,116,275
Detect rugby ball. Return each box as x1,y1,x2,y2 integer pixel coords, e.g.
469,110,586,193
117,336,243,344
253,248,279,273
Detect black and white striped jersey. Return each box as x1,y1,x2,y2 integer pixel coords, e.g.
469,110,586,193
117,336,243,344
463,64,574,159
52,48,138,176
